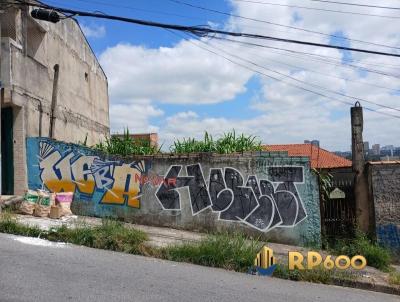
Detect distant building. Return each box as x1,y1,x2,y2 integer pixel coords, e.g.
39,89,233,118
334,151,352,160
363,142,370,154
303,139,319,147
311,140,320,147
382,145,394,151
1,3,109,195
264,144,352,169
372,144,381,156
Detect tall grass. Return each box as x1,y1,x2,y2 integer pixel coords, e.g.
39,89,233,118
327,231,392,271
161,233,263,272
171,131,262,154
46,220,148,254
95,129,160,156
389,271,400,285
0,212,42,237
0,213,148,254
273,264,357,284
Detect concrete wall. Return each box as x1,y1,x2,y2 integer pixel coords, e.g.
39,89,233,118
369,162,400,259
26,137,322,247
1,5,109,195
1,6,109,142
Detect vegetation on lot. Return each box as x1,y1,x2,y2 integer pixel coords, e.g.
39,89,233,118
0,212,42,237
161,233,263,272
171,131,263,154
389,271,400,286
0,213,148,254
6,213,400,289
326,231,392,271
94,129,160,156
273,264,357,284
82,129,263,156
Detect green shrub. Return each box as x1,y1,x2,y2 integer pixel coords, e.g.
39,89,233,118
162,233,263,272
171,131,262,154
328,231,392,271
95,128,160,156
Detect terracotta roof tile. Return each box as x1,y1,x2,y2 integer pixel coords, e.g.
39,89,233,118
263,144,352,169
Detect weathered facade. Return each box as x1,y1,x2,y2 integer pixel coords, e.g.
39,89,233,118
368,162,400,259
0,4,109,195
26,137,322,247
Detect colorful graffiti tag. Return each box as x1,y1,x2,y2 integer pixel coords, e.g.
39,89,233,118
156,164,307,232
27,139,313,236
38,141,147,208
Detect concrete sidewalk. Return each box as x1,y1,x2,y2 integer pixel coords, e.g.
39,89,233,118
11,214,400,296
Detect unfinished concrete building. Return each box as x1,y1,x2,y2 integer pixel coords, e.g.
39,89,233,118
0,3,110,195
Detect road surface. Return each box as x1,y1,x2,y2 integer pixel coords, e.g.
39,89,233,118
0,233,397,302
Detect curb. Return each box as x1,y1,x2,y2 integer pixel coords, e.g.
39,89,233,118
332,278,400,296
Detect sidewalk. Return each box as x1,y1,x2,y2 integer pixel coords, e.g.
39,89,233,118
11,214,400,296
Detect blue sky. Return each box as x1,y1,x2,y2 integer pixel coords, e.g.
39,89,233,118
47,0,400,151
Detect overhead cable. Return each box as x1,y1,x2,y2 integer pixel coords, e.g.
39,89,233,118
10,0,400,58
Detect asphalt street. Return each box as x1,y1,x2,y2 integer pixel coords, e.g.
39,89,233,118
0,233,398,302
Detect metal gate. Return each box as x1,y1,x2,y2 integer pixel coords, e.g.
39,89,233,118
320,168,356,243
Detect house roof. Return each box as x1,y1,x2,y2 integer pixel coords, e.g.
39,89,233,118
263,144,352,169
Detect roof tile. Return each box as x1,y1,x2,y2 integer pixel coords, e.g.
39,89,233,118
263,144,352,169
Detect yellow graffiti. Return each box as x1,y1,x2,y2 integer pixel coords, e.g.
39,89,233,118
71,156,97,194
44,180,76,193
40,148,143,208
101,164,141,208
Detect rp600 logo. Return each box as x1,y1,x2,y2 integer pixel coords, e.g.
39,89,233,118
288,251,367,270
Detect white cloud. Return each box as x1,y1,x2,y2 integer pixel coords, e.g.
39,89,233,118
81,23,106,38
100,41,252,104
110,103,163,134
100,0,400,150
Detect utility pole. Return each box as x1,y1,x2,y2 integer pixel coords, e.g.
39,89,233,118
351,102,370,234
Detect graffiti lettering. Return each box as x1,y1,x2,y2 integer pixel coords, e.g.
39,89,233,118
156,164,307,232
38,142,146,208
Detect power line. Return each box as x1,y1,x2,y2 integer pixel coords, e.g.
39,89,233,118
172,31,400,120
47,0,212,22
212,37,400,79
10,0,400,58
212,38,400,93
298,0,400,10
193,35,400,113
231,0,400,18
51,0,400,52
167,0,400,51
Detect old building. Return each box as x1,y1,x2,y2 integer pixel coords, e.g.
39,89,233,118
0,3,110,195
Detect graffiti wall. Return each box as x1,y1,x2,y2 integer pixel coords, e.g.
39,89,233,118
26,138,321,246
369,163,400,259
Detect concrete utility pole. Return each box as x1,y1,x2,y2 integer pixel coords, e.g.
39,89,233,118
351,102,370,234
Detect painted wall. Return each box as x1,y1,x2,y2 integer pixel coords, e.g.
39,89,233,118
369,163,400,259
27,137,321,247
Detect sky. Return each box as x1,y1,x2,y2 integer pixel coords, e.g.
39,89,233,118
48,0,400,151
